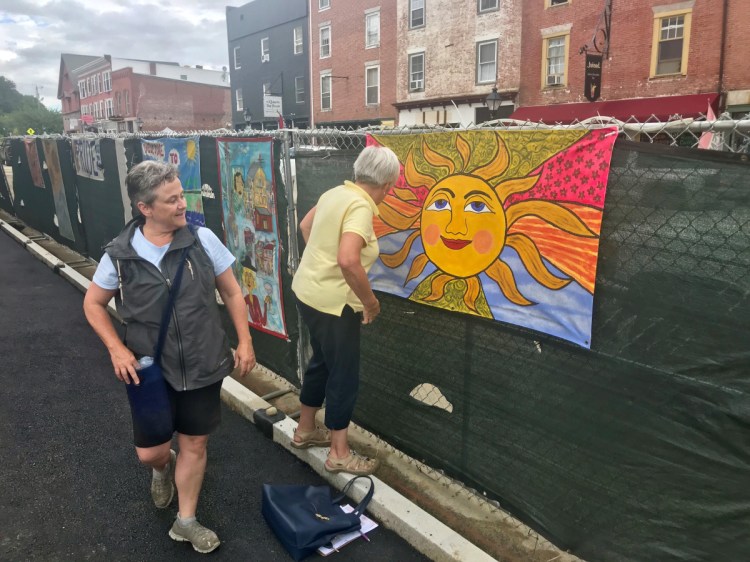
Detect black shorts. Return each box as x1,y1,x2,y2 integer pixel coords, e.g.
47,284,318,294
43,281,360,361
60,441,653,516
131,379,223,448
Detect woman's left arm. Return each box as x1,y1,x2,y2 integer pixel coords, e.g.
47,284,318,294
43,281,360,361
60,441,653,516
215,268,256,376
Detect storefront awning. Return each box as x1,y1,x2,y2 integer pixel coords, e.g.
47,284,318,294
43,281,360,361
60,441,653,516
510,93,719,124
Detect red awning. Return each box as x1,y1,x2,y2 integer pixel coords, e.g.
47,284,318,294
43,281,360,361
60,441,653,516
510,93,720,124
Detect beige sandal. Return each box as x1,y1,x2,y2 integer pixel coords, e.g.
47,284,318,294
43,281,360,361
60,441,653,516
290,426,332,449
325,451,379,475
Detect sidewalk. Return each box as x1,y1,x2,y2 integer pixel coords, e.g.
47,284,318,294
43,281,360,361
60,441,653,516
0,209,581,562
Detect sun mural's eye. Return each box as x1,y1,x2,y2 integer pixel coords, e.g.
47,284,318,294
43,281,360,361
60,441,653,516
465,201,490,213
426,198,451,211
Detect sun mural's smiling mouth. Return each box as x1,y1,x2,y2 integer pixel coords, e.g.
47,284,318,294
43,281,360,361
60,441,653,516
440,236,471,250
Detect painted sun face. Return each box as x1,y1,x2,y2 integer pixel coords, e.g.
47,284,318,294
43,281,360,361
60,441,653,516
420,174,506,278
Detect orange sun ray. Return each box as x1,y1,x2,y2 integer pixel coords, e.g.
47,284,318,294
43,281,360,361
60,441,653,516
485,260,534,306
463,276,481,312
422,273,454,302
380,230,420,268
505,200,598,238
405,253,430,285
505,233,572,290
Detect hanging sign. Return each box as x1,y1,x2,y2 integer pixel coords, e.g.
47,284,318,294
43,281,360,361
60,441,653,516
584,54,603,102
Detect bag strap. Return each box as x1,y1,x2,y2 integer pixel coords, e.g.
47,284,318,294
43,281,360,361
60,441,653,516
332,475,375,518
153,245,191,362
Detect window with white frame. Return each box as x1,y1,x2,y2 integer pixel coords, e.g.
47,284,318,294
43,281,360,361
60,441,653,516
261,38,269,62
116,92,122,114
95,74,101,94
86,77,91,97
105,98,113,118
234,46,241,69
320,26,331,58
366,65,379,105
409,52,425,92
478,0,498,12
476,40,497,84
78,80,85,98
319,0,330,9
236,88,243,111
410,0,425,28
365,11,380,48
651,10,692,76
294,26,303,54
295,76,305,103
545,35,567,86
263,82,271,97
321,73,332,110
99,101,103,118
125,90,131,114
103,71,111,92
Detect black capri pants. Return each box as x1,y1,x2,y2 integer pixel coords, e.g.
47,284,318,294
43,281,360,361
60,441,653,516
296,299,361,430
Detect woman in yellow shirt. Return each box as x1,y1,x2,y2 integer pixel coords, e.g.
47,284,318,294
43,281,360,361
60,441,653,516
291,145,400,475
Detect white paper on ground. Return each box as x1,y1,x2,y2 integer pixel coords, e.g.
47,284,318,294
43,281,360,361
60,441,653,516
317,504,378,556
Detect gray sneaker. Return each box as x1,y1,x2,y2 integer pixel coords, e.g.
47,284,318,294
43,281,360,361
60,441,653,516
169,519,221,553
151,449,176,508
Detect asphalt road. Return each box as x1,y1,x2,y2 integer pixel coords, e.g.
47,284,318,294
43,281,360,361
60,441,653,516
0,229,429,562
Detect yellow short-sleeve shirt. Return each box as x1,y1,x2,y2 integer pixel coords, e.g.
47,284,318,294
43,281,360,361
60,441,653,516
292,181,379,315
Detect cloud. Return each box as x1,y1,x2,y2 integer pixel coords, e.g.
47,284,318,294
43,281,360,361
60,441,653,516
0,0,246,110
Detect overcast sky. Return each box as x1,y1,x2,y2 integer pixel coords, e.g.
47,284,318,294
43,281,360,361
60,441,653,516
0,0,248,110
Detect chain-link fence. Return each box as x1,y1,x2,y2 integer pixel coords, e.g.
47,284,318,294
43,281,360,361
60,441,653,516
2,116,749,561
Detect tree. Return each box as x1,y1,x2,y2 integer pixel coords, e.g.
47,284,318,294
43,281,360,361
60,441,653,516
0,76,24,114
0,76,63,135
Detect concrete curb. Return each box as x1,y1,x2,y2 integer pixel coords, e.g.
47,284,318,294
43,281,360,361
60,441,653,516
1,217,498,562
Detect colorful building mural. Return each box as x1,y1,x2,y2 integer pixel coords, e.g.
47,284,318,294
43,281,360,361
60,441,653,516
217,138,287,339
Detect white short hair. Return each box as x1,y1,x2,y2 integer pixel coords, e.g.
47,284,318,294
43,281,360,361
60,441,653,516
353,145,400,187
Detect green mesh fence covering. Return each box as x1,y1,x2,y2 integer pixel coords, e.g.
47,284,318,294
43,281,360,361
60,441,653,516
294,139,750,562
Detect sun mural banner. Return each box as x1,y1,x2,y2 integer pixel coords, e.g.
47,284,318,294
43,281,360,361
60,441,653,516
367,127,618,348
141,137,205,227
216,138,288,339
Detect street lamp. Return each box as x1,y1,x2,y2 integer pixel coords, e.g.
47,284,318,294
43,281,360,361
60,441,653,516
485,86,502,120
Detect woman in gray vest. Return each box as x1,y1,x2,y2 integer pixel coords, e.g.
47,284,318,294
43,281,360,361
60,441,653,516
83,160,255,554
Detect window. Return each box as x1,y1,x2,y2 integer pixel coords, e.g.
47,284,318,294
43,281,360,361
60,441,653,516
78,80,85,99
366,65,379,105
125,90,131,115
548,0,569,6
236,88,243,112
651,9,692,76
261,37,269,62
180,74,188,80
99,101,104,118
105,98,113,118
320,26,331,58
476,40,497,84
103,71,111,92
321,73,331,110
478,0,498,12
319,0,330,9
293,26,303,54
295,76,305,103
410,0,425,28
234,46,241,69
263,82,271,97
365,11,380,48
409,52,425,92
544,34,568,86
116,92,122,114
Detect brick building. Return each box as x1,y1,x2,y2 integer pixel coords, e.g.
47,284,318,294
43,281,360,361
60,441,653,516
512,0,746,123
309,0,398,128
58,54,231,134
395,0,521,127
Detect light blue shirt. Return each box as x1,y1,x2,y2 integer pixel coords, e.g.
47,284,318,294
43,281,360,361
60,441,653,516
92,227,235,290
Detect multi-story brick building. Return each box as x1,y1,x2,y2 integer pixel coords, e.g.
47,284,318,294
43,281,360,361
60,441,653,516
512,0,747,123
57,54,231,134
309,0,398,128
395,0,521,126
226,0,310,130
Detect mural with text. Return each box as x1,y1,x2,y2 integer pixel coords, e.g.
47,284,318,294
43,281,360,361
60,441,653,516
141,137,205,226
